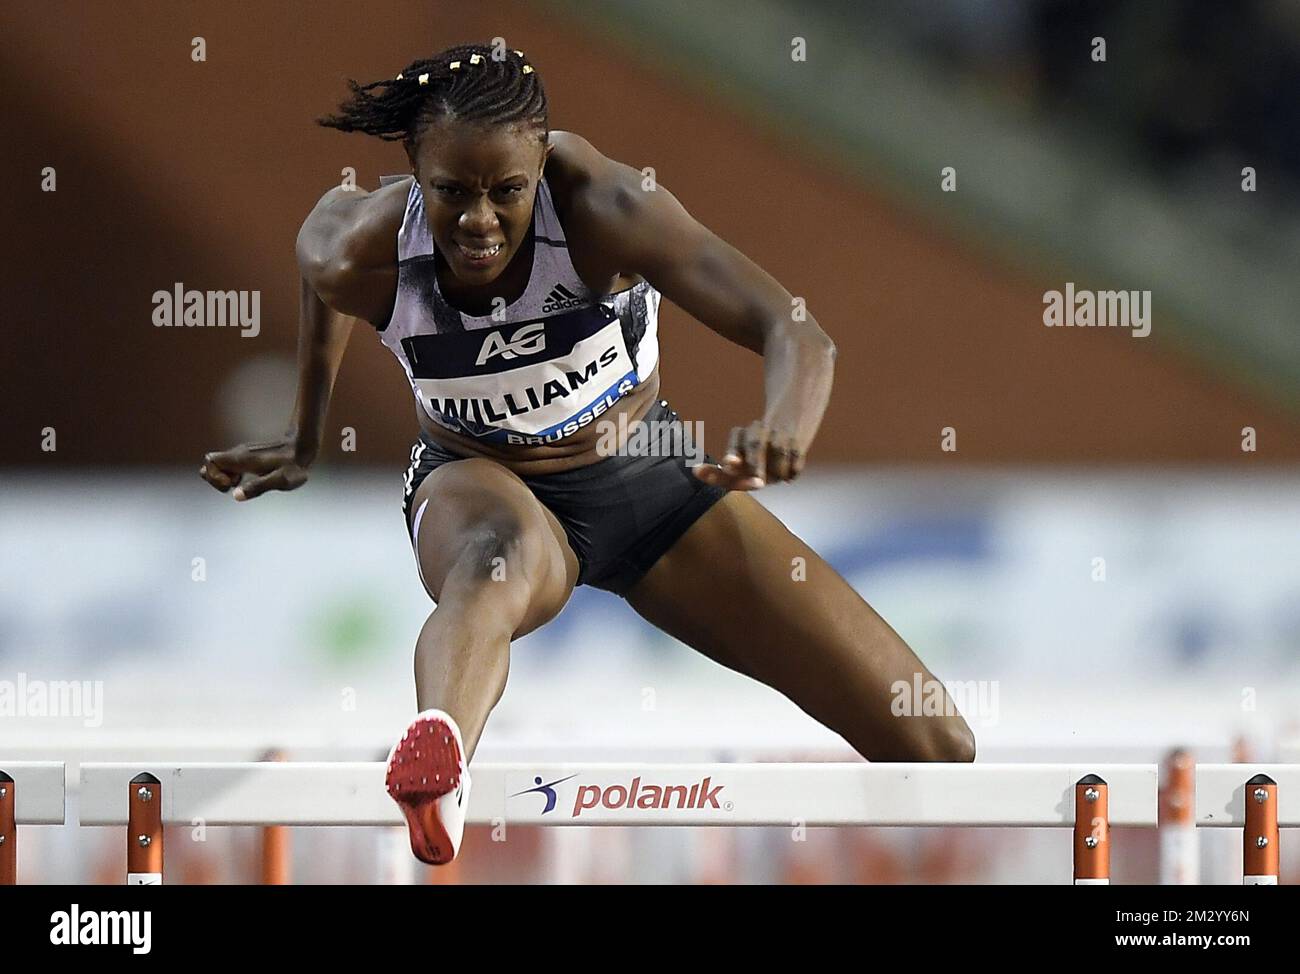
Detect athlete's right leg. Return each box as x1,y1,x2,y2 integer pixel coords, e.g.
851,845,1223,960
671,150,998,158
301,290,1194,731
406,457,580,758
389,456,579,864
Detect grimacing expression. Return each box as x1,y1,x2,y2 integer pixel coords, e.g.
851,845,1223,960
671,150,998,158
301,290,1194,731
409,120,550,286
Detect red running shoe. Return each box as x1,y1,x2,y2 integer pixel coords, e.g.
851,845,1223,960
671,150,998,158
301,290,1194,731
385,709,472,865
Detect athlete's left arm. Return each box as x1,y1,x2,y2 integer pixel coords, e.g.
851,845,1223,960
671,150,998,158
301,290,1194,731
576,153,836,487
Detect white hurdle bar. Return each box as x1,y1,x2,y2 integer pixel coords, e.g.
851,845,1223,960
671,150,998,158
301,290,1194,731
79,762,1157,884
1196,764,1300,885
0,762,67,885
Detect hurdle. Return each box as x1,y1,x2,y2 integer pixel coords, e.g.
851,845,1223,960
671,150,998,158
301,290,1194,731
1196,764,1300,885
78,762,1157,884
1159,748,1198,884
0,762,67,885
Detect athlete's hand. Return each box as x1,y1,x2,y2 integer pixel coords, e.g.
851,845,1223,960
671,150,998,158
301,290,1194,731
692,420,805,491
200,439,310,501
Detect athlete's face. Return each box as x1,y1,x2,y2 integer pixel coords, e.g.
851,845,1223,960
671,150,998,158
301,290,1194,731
409,120,550,286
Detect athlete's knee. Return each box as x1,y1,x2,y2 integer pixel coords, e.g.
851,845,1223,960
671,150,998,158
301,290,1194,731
453,516,529,583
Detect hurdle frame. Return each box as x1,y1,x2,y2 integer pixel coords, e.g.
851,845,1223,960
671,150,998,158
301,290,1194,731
0,762,67,885
11,760,1298,884
77,762,1158,884
1196,764,1300,885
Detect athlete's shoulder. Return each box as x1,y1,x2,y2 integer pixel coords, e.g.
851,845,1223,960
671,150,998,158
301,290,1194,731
544,131,644,225
544,131,698,282
297,179,405,276
546,130,606,178
296,178,408,292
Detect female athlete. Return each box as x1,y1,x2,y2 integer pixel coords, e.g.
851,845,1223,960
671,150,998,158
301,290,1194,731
200,43,975,865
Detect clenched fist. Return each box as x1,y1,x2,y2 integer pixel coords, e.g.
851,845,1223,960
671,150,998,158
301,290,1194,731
692,420,805,491
200,438,310,501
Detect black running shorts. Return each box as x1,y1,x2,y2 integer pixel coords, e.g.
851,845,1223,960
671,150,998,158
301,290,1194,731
401,400,727,596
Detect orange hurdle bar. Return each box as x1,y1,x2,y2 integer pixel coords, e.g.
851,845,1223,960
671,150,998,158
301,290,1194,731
128,772,164,885
1159,748,1198,885
1243,773,1279,885
1073,774,1109,885
0,772,14,885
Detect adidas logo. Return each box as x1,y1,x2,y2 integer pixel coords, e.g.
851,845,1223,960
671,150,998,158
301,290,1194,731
541,283,585,313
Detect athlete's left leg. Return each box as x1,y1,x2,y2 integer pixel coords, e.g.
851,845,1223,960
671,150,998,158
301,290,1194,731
624,492,976,762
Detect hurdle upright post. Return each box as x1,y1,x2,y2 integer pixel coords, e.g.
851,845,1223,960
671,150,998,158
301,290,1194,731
0,771,15,885
1073,774,1109,885
1243,773,1278,885
128,772,163,885
1159,748,1198,885
259,750,292,884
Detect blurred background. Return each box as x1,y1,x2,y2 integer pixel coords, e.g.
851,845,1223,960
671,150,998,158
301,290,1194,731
2,0,1298,883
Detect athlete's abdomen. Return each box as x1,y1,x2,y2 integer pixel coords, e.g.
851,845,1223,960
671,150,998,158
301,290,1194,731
414,364,662,476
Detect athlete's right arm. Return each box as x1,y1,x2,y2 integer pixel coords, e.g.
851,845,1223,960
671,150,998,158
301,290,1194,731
200,184,402,501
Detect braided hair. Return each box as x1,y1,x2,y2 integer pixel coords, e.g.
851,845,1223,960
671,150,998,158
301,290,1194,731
317,44,548,152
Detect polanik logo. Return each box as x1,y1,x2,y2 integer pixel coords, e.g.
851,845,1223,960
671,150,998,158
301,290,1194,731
510,773,579,814
509,772,732,818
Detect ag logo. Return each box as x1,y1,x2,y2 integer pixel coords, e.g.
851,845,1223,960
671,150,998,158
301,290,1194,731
476,322,546,365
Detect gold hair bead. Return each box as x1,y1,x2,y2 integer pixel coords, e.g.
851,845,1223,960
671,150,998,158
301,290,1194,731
522,65,534,74
418,72,430,84
449,61,460,71
469,53,483,65
514,50,524,58
395,73,404,80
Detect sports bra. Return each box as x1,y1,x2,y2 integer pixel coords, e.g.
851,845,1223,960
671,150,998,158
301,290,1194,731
373,175,660,446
